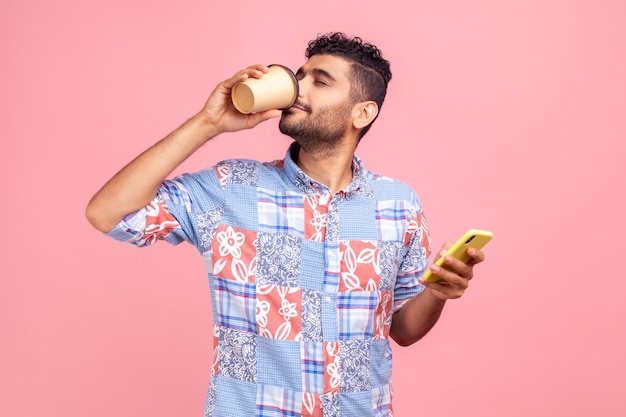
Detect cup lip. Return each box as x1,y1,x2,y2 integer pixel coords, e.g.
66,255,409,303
268,64,299,110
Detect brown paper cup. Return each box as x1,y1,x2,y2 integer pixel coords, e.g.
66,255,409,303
231,64,299,114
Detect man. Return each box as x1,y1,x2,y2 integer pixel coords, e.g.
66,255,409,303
86,32,485,417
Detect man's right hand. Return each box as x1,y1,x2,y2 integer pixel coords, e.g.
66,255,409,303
198,64,282,135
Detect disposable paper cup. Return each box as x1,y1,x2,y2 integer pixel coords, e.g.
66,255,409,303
231,64,299,114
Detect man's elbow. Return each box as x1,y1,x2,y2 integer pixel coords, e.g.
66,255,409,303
85,200,116,233
389,330,423,347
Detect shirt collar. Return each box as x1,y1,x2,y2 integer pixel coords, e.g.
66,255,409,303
283,142,373,197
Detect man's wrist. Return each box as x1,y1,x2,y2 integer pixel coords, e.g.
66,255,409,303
423,286,449,304
187,111,221,143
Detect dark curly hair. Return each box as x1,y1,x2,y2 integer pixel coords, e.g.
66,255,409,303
305,32,392,139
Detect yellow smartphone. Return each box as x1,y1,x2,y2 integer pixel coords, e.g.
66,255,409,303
421,229,493,283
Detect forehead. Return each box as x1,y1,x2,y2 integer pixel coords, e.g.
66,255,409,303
298,54,352,80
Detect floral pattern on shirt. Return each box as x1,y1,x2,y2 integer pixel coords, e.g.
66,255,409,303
256,284,302,340
215,160,259,188
339,240,381,292
373,291,393,340
197,207,224,251
301,289,323,341
212,225,257,283
378,241,404,291
415,211,431,258
140,199,180,245
203,377,217,417
302,392,323,417
304,194,330,241
217,326,257,383
325,342,341,394
339,340,371,392
256,232,301,287
320,391,339,417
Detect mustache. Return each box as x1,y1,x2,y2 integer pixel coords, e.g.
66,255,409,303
293,100,311,113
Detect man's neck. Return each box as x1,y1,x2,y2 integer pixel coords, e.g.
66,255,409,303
293,143,355,194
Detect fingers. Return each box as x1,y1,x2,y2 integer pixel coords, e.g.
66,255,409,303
419,253,473,300
424,240,487,300
429,260,471,286
222,64,270,89
435,242,453,261
244,108,282,127
466,247,485,266
201,64,275,127
420,265,468,299
445,254,474,279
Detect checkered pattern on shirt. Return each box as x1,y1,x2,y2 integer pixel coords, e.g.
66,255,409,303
106,143,431,417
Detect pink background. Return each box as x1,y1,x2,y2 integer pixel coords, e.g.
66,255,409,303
2,0,625,416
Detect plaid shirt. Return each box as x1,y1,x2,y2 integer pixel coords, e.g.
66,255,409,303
107,143,432,417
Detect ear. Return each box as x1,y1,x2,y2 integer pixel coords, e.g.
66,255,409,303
352,101,379,130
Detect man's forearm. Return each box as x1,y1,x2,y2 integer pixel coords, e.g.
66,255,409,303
85,112,219,233
389,288,447,347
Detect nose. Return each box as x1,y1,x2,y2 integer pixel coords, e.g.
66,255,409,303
295,72,315,99
296,78,306,98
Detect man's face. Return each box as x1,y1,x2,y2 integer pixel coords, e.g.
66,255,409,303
279,54,356,156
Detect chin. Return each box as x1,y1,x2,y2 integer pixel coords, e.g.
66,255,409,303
279,111,294,125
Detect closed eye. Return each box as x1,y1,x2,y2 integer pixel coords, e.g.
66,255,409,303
295,67,336,86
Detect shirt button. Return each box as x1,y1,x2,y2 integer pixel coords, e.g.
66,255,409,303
324,296,332,303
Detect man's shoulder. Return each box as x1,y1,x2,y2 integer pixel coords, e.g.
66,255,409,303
199,156,287,186
363,168,416,195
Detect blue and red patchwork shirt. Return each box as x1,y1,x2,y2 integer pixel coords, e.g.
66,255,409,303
106,143,432,417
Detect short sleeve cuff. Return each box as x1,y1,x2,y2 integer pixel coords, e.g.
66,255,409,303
103,210,147,246
392,283,425,314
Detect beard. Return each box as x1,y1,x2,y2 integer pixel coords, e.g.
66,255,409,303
279,100,353,158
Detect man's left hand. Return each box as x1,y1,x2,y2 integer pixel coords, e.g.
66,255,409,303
419,242,486,300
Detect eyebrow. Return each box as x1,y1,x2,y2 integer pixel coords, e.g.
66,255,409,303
295,67,337,83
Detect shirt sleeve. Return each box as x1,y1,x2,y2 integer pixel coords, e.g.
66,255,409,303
104,168,225,249
392,200,432,313
104,179,194,247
